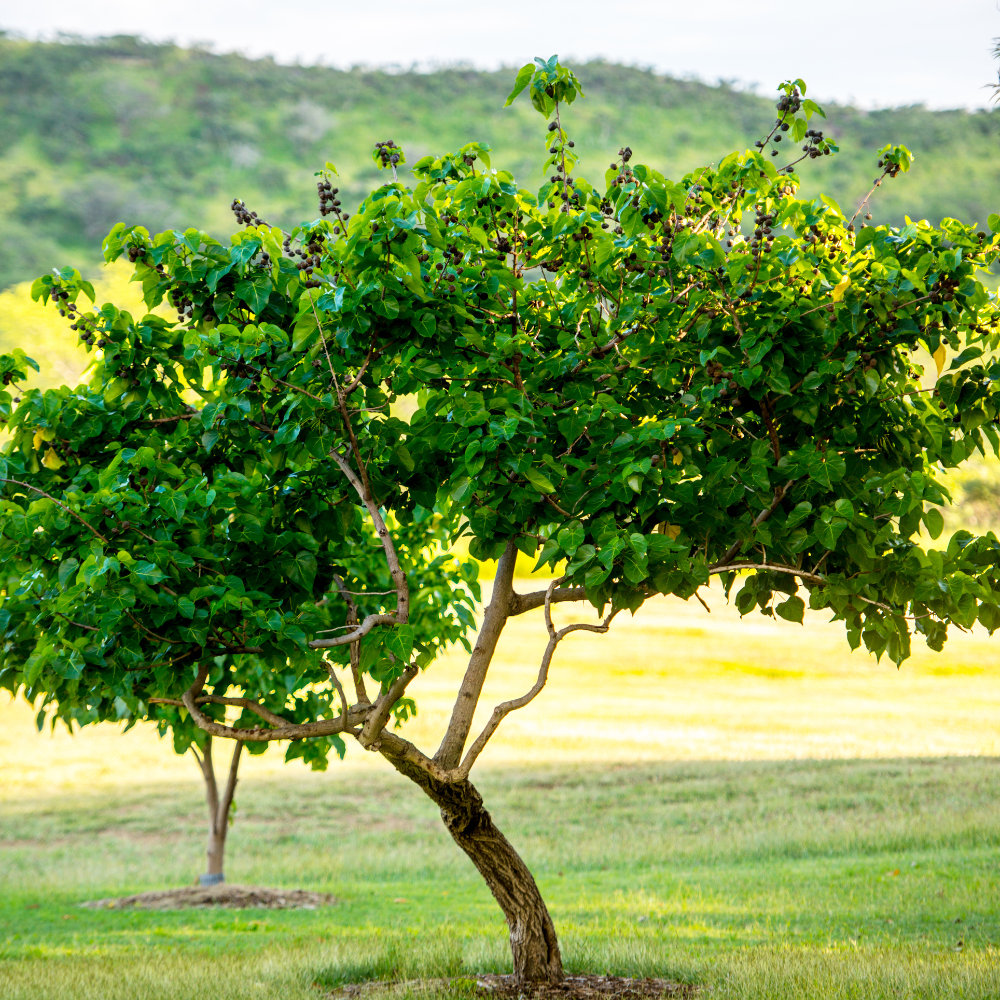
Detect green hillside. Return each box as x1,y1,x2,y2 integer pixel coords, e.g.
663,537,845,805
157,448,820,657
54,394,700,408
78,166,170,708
1,33,999,290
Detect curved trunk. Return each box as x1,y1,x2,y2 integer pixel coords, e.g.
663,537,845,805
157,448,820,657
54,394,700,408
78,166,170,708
385,753,562,984
191,736,243,885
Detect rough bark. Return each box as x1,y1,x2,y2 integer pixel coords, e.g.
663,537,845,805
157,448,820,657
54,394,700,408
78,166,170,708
191,736,243,882
383,747,562,984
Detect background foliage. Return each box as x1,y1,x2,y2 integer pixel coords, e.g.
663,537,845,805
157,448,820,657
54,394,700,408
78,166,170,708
2,33,1000,291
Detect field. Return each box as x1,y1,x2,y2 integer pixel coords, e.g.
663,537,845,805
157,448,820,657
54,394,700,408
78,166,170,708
2,588,999,999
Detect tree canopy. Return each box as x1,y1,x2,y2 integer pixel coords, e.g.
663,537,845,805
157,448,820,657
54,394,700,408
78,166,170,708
3,56,1000,982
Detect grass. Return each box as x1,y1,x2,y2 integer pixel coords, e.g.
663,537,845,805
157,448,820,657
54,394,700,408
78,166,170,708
2,590,999,998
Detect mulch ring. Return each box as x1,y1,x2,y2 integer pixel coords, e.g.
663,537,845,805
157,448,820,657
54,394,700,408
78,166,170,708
79,885,336,911
329,975,698,999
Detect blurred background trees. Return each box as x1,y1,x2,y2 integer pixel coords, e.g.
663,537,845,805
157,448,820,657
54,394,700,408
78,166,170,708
1,33,999,292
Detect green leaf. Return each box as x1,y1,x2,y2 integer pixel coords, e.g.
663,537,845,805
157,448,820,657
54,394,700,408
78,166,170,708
235,277,272,314
557,520,585,556
504,63,536,107
385,623,414,664
58,558,79,589
284,550,318,592
814,518,848,550
923,507,944,540
134,561,166,585
523,467,556,494
450,476,473,503
178,596,196,618
155,489,188,523
775,596,805,623
104,377,129,405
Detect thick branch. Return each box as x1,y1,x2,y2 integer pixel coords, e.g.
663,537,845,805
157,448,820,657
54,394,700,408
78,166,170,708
455,579,616,778
509,585,587,616
193,736,219,829
325,661,353,731
190,694,291,727
376,729,455,783
175,667,369,741
435,540,518,768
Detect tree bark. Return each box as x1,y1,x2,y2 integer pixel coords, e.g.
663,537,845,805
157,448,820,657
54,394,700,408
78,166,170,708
191,736,243,883
383,748,562,984
435,540,518,769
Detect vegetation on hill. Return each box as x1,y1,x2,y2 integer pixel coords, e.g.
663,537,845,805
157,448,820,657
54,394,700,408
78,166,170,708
1,33,999,291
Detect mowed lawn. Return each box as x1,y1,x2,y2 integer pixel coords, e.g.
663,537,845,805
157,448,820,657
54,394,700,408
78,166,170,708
2,586,999,999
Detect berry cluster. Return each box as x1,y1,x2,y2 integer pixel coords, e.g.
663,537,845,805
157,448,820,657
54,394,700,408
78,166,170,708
317,180,339,216
423,244,465,294
800,129,830,159
706,359,740,398
877,156,902,179
170,288,194,322
750,208,777,255
283,231,326,288
207,348,262,389
374,139,401,169
929,274,961,304
230,199,267,228
49,287,102,348
776,87,802,115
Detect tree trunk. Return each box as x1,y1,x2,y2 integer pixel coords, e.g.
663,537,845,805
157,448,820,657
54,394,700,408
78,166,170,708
191,735,243,885
385,751,562,984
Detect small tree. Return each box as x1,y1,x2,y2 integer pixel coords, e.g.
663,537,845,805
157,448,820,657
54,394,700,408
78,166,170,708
4,58,1000,981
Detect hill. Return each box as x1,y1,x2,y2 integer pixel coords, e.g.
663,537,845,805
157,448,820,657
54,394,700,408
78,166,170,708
1,34,1000,291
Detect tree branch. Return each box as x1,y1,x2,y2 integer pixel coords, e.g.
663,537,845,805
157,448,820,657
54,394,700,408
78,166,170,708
307,610,399,650
358,663,419,750
705,561,917,618
0,478,108,543
714,480,795,568
435,540,518,768
194,736,219,834
455,578,617,779
508,584,587,616
173,666,370,741
321,447,409,629
331,573,369,705
706,561,824,584
325,661,353,731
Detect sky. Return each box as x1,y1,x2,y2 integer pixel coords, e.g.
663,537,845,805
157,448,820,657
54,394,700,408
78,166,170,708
2,0,999,110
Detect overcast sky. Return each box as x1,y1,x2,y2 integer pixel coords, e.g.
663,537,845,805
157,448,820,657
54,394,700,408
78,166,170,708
4,0,998,110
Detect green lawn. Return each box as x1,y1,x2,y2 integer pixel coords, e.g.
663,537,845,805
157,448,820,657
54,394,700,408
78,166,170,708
2,756,998,999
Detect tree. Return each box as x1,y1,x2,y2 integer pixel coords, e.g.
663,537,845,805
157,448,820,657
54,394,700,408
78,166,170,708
3,57,1000,982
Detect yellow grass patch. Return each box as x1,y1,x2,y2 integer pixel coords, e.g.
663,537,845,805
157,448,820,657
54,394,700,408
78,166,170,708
3,585,997,798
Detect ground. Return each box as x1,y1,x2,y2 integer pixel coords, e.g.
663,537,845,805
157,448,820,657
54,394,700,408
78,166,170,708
1,587,998,999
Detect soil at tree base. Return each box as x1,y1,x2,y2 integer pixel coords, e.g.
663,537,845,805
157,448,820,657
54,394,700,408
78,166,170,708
328,975,698,999
79,885,336,910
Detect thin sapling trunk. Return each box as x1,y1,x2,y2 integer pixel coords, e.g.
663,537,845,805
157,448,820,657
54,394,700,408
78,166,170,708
190,735,243,885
